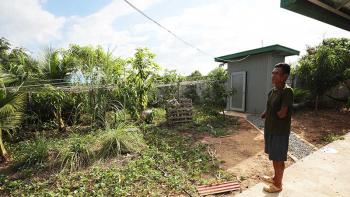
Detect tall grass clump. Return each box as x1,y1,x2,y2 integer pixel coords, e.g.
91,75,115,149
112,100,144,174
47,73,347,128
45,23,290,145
99,124,147,159
59,136,93,172
22,138,49,167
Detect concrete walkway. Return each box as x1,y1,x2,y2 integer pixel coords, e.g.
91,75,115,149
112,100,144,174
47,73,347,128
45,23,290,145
237,133,350,197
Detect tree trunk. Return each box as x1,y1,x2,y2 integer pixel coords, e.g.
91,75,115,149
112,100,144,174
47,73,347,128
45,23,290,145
54,110,65,132
0,128,10,162
315,95,319,111
222,109,226,120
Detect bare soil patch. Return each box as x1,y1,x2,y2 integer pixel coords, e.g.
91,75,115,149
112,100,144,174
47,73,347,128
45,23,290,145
199,117,293,194
292,109,350,148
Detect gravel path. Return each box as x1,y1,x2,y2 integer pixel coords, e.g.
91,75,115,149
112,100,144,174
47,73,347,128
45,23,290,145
246,114,316,160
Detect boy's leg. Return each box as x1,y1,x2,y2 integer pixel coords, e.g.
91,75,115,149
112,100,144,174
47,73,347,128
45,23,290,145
272,160,285,188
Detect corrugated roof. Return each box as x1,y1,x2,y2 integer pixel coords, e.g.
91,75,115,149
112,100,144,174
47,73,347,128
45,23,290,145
214,44,300,62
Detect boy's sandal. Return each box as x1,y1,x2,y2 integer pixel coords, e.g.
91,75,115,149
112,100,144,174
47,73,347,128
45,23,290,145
261,175,274,184
263,184,282,193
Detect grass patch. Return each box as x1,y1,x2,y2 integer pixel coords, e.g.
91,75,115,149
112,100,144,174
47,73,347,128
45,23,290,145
1,108,237,195
1,125,234,196
322,133,345,143
59,135,93,172
99,124,147,159
22,138,49,167
171,108,239,137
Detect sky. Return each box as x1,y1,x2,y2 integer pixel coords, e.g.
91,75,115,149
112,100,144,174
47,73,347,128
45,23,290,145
1,0,349,75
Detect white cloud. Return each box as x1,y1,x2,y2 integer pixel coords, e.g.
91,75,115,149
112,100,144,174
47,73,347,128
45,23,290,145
0,0,65,47
132,0,350,74
61,0,163,57
1,0,349,75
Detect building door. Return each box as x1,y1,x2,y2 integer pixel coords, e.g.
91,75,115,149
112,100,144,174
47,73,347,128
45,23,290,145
230,71,246,111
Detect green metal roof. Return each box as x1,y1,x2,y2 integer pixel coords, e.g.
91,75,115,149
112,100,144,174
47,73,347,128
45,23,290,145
214,44,300,62
281,0,350,31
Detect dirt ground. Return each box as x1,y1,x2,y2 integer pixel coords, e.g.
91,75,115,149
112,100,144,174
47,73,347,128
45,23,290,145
199,118,293,195
292,109,350,148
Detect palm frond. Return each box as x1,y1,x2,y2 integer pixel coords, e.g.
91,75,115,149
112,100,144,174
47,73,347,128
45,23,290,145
0,91,25,129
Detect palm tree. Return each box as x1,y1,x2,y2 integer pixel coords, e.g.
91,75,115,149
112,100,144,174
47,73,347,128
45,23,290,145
38,47,69,131
0,71,25,162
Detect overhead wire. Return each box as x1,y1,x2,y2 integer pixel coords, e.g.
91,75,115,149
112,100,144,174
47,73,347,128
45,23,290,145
3,1,238,92
123,0,249,63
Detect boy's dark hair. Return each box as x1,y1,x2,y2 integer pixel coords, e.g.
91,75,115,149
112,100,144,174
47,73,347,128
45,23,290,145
274,63,290,75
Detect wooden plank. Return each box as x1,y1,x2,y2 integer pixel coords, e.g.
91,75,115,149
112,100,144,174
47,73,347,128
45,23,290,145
197,184,240,192
197,182,240,196
167,115,192,118
167,108,193,111
197,181,239,189
166,98,193,125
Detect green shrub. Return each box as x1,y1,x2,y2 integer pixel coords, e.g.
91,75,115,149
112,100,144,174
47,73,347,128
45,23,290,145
23,138,49,167
152,108,166,124
293,88,311,103
99,124,147,159
183,85,201,105
202,67,234,116
59,136,93,172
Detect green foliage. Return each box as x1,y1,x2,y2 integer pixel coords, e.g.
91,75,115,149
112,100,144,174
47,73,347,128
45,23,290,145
30,85,66,131
203,67,234,115
322,133,345,143
183,84,201,105
150,108,166,124
157,69,183,103
59,135,93,172
183,70,202,104
0,118,237,195
22,137,49,167
297,38,350,109
40,47,70,80
0,37,39,82
187,70,203,80
192,108,239,137
293,88,311,103
0,70,25,160
99,124,147,158
124,48,160,120
0,38,238,195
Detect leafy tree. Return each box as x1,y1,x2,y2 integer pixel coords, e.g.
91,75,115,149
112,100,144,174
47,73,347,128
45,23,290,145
297,38,350,110
187,70,203,80
203,67,234,117
34,45,124,129
125,48,160,120
0,37,39,82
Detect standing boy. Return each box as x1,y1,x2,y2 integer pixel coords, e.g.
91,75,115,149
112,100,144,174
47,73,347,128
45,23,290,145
260,63,294,193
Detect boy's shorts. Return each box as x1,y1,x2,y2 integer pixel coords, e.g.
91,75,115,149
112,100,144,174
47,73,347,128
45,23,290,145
264,132,289,161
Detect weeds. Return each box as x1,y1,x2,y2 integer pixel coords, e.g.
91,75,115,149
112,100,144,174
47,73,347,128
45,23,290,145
1,125,232,196
99,124,147,159
59,135,93,172
322,133,345,143
23,138,49,167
